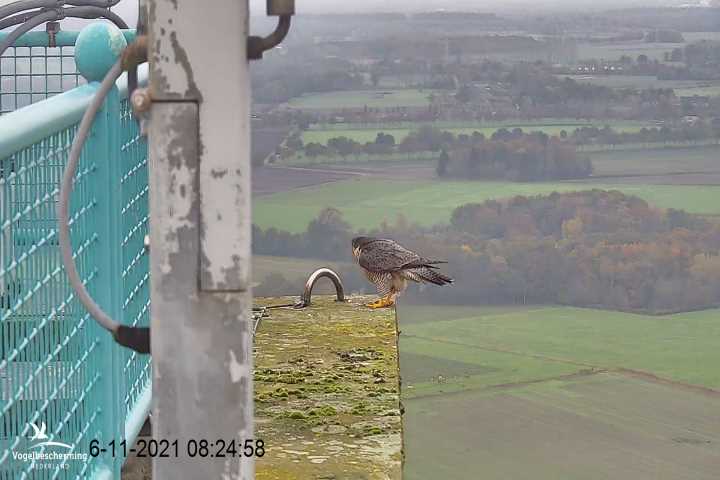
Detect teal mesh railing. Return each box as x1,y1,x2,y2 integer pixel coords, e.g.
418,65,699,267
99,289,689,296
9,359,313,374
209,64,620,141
0,51,150,479
0,31,134,115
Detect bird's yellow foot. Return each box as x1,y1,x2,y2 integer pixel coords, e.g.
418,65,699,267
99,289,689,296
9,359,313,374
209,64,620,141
366,296,395,309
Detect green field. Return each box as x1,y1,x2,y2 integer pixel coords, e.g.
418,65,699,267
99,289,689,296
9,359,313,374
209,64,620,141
253,178,720,232
397,304,720,479
302,121,650,145
405,372,720,480
286,89,436,110
589,146,720,176
398,305,720,394
675,85,720,97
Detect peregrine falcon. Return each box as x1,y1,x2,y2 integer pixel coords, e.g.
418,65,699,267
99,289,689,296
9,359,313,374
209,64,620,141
352,236,453,309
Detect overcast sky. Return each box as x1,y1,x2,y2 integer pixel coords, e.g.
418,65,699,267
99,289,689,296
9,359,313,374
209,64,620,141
107,0,680,21
53,0,686,29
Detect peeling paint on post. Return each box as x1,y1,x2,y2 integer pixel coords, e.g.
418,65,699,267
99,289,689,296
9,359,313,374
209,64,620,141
149,0,251,292
148,0,253,478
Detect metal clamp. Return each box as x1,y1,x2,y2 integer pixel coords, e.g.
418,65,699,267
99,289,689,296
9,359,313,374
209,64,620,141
297,268,345,308
46,21,60,47
248,0,294,60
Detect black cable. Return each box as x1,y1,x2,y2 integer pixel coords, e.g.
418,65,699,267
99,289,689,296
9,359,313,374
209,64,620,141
0,0,56,20
66,0,123,7
0,9,43,30
63,6,128,28
0,9,57,56
0,6,128,57
0,0,122,20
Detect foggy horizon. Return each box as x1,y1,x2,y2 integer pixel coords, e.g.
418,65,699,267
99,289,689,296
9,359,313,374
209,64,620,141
103,0,704,24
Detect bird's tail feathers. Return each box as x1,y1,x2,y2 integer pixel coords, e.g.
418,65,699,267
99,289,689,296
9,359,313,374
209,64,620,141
415,268,454,286
403,259,448,270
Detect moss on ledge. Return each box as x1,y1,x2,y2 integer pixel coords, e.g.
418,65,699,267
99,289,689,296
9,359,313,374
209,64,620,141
254,295,403,480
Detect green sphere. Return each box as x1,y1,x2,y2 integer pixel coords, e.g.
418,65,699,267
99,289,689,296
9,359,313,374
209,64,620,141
74,23,127,82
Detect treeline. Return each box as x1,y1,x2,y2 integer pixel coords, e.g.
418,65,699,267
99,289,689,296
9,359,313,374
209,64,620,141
298,122,720,169
661,41,720,80
253,191,720,314
300,126,593,182
438,135,592,181
571,122,720,147
296,126,592,181
574,41,720,82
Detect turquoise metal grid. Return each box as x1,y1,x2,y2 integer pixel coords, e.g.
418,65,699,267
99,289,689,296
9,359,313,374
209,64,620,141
0,31,135,115
0,44,150,480
0,44,83,114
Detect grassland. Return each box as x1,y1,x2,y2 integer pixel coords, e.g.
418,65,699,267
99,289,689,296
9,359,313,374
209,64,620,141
398,305,720,394
588,146,720,176
404,372,720,480
675,85,720,97
286,89,435,110
253,178,720,232
396,304,720,479
302,121,651,145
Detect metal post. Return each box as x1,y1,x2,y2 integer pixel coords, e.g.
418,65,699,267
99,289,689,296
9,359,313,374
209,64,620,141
90,84,125,476
146,1,253,479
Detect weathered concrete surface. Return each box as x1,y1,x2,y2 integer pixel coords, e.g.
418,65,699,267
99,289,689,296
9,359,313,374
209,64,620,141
254,295,403,480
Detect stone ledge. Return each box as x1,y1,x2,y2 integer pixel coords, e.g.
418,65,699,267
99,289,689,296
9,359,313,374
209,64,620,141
254,295,403,480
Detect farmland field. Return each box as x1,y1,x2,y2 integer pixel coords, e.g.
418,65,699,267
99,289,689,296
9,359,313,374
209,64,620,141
682,31,720,43
398,305,720,393
675,85,720,97
302,121,651,145
285,89,435,110
396,304,720,479
405,373,720,480
253,178,720,232
588,146,720,177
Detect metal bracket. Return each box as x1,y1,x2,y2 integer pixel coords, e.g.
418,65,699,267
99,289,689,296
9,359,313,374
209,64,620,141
248,0,295,60
46,21,60,48
297,268,345,308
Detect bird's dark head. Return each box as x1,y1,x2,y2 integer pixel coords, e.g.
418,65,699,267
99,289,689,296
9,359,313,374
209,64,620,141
352,236,375,258
352,236,375,250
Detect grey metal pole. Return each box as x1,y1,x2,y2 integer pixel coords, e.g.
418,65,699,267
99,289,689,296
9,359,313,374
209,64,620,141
147,1,254,479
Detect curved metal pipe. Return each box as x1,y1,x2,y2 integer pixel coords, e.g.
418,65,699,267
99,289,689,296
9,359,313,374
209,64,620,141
0,9,56,56
0,7,128,56
63,6,128,28
247,14,291,60
66,0,123,7
0,9,42,30
0,0,55,20
297,268,345,308
0,0,121,20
